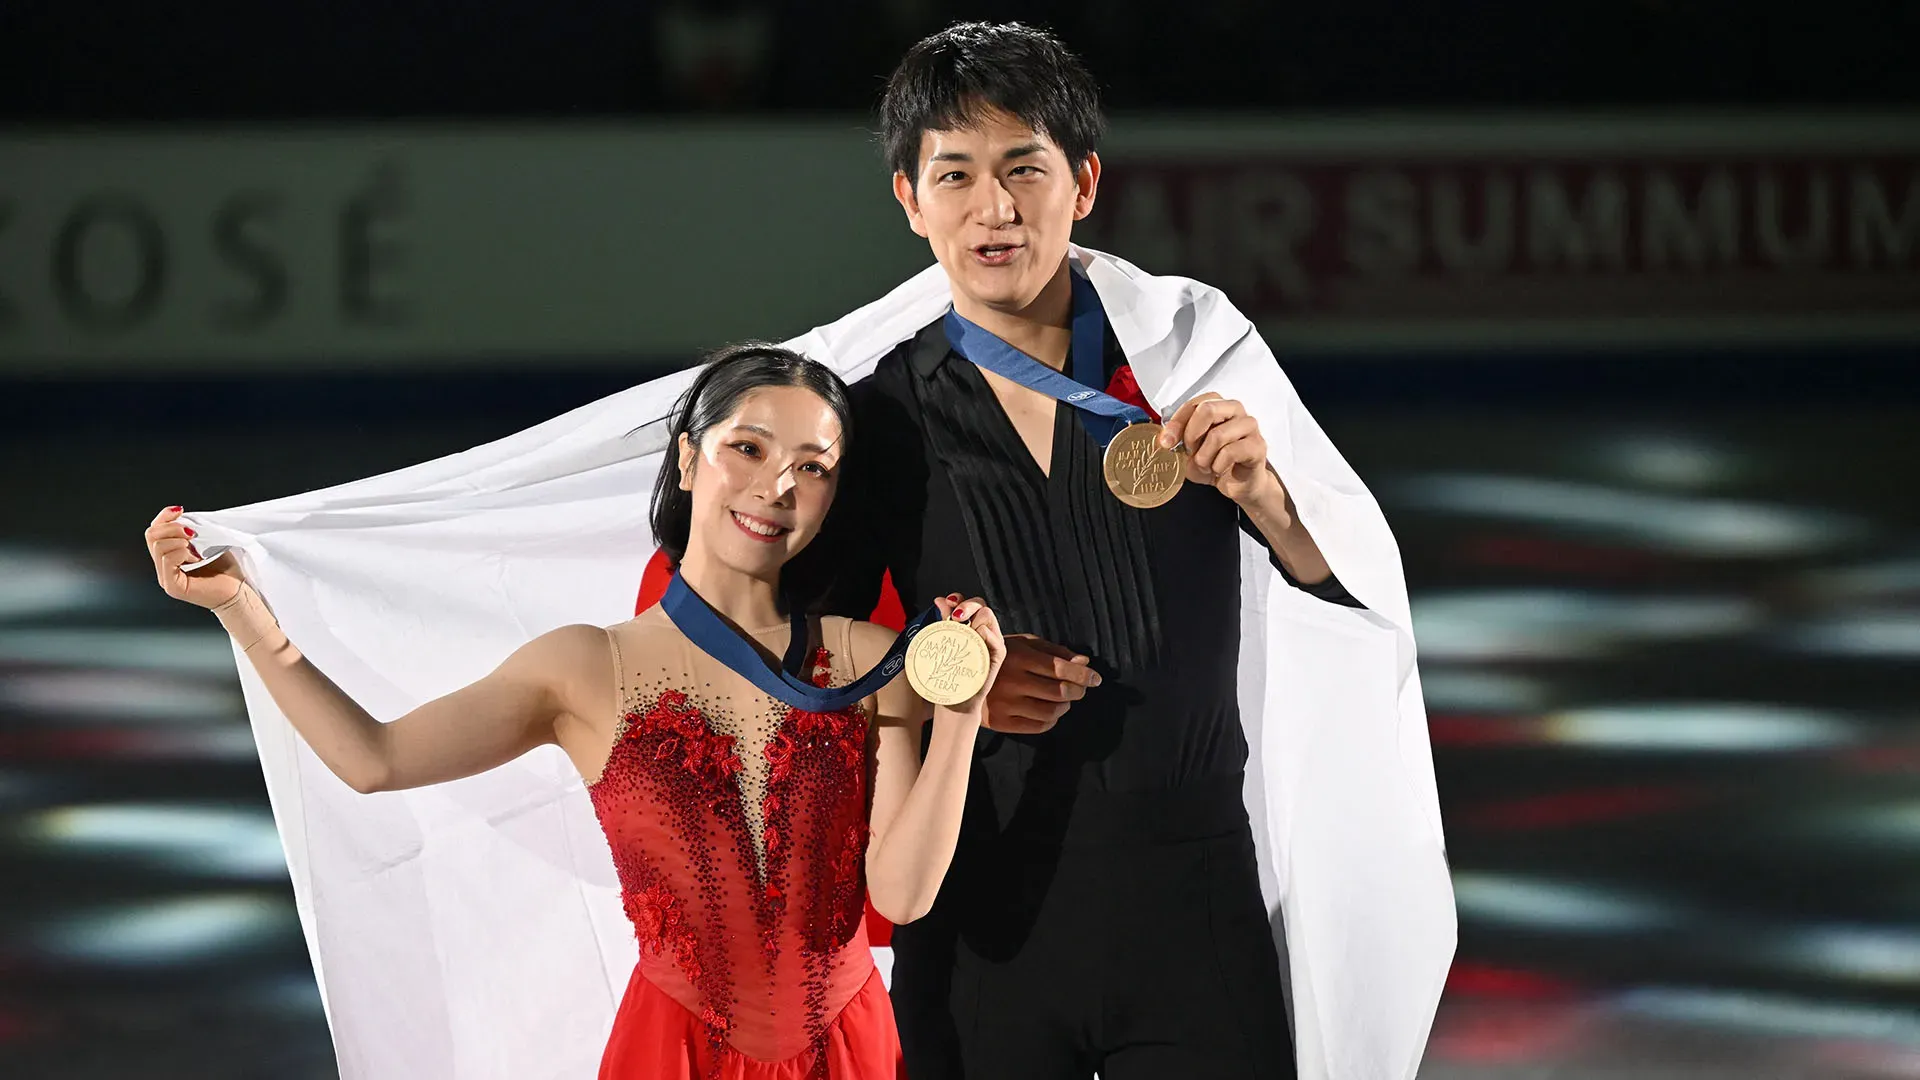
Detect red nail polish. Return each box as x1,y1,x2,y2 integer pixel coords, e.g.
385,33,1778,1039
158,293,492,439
166,506,182,513
183,527,196,537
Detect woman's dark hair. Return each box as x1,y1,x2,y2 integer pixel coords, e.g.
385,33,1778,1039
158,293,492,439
649,343,853,598
880,21,1106,186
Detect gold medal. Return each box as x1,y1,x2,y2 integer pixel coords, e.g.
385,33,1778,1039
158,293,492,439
1102,422,1187,509
905,618,991,706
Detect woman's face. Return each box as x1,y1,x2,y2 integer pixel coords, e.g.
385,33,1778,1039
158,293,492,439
678,384,844,581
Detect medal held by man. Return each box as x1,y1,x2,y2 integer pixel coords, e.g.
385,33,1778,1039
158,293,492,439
1099,420,1185,508
944,270,1189,510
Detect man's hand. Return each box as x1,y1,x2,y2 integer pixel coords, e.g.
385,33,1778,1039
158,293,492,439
1161,392,1285,512
1162,392,1337,585
983,633,1102,734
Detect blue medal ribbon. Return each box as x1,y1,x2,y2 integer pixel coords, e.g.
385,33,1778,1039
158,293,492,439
661,572,943,712
943,268,1148,448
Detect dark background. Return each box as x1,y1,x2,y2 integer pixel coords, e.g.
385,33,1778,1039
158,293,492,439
6,2,1918,119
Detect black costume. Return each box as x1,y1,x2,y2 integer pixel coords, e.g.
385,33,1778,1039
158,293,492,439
824,314,1358,1080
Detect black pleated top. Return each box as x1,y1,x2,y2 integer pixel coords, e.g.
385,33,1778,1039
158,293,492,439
820,317,1358,835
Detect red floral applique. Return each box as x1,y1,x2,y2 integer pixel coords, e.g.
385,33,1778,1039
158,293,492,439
625,879,702,979
627,689,743,803
832,821,868,896
765,731,797,785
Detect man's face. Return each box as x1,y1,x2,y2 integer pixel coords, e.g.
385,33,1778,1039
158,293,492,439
893,105,1099,317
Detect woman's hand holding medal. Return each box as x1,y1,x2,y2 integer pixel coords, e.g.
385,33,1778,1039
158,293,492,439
910,594,1007,718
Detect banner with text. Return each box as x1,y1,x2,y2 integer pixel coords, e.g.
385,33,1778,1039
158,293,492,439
2,115,1915,371
1075,115,1920,350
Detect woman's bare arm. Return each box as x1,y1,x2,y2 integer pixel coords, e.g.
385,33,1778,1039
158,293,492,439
860,598,1004,924
147,506,609,793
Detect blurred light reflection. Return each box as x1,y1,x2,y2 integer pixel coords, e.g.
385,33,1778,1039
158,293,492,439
1393,473,1862,557
34,894,299,966
20,803,288,878
1420,669,1552,712
0,629,237,675
1452,872,1681,932
1814,801,1920,848
0,549,115,620
1414,590,1764,661
1589,433,1741,490
1615,987,1920,1046
1777,926,1920,985
1806,557,1920,602
1788,613,1920,658
1546,704,1857,752
0,671,241,720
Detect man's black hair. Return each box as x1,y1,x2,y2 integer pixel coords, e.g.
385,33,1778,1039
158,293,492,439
879,21,1106,185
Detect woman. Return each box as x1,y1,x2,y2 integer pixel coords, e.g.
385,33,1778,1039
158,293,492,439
143,344,1005,1079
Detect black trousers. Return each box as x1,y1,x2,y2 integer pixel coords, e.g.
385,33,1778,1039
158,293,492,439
890,783,1297,1080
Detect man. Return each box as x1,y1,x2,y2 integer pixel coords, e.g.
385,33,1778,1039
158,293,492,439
818,22,1442,1080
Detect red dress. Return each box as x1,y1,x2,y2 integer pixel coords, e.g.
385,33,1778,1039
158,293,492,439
588,610,903,1079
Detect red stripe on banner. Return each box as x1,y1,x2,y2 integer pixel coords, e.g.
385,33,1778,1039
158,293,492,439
635,548,673,615
863,570,904,945
867,569,907,632
864,896,892,947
